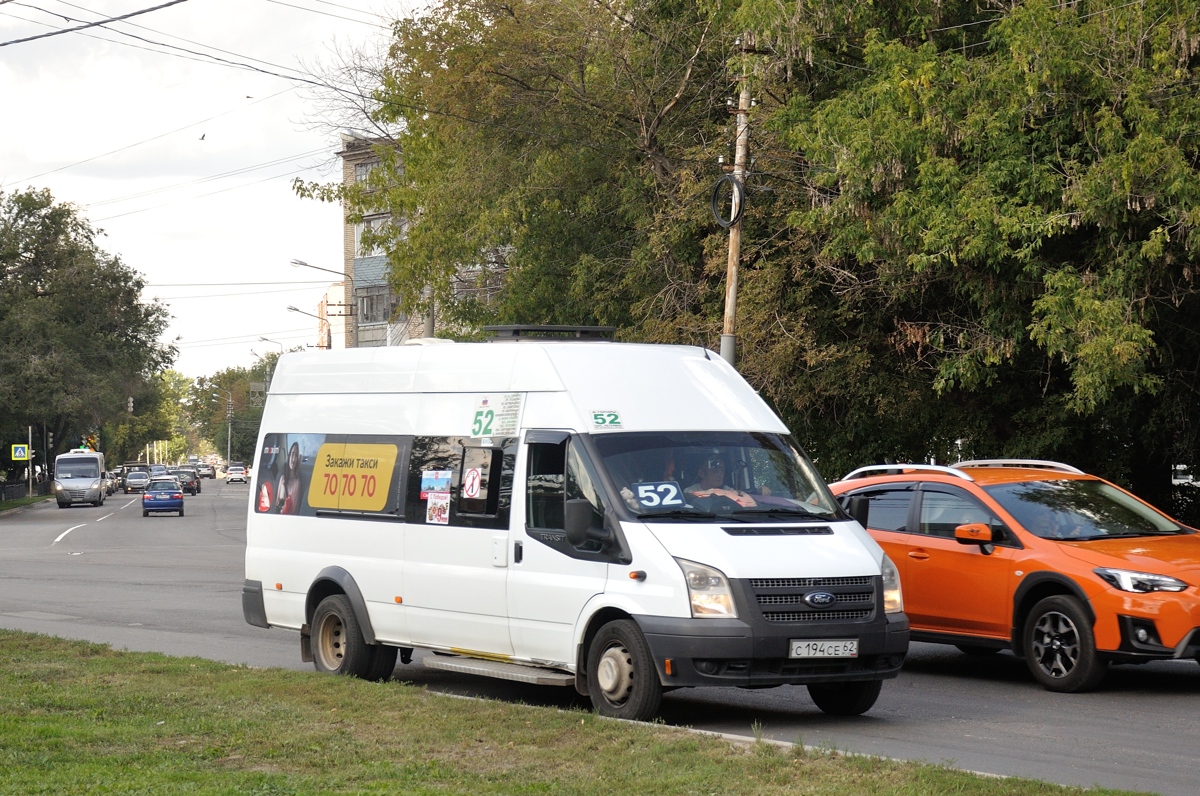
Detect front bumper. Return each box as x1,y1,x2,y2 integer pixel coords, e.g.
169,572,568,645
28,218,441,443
634,612,909,687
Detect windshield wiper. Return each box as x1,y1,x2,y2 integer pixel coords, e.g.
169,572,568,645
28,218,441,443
637,509,719,521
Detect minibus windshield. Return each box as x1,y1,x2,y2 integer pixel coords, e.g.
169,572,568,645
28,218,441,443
57,461,99,479
591,431,841,522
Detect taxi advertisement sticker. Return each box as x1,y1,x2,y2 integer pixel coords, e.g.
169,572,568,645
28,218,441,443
308,442,398,512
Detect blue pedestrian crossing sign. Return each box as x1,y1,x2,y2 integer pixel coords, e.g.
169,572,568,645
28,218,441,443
11,444,29,461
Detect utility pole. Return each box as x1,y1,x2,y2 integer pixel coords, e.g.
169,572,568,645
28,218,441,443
226,395,233,465
721,36,753,367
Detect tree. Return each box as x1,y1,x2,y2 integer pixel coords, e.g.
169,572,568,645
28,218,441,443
0,188,174,475
297,0,734,332
728,0,1200,512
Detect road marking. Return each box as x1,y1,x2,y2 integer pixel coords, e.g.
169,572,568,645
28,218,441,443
96,513,114,522
53,524,86,545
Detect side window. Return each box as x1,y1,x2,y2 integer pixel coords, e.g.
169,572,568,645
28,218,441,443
844,488,912,532
525,436,618,562
406,436,515,529
526,441,566,530
918,488,1000,540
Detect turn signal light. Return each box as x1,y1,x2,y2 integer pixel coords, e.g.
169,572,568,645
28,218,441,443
274,583,282,590
664,658,674,676
394,596,403,603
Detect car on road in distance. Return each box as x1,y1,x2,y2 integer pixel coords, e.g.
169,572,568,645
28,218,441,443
122,471,150,493
225,466,247,484
829,459,1200,693
103,471,118,495
142,481,184,517
196,463,215,479
170,468,201,495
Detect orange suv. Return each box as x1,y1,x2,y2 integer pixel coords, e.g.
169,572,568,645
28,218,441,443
828,460,1200,692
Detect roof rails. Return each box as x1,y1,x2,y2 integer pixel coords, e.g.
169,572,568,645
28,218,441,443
953,459,1084,474
483,325,616,341
838,464,974,483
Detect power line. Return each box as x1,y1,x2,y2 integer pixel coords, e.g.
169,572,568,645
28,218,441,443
84,146,330,208
92,164,317,221
0,0,190,46
12,88,294,183
261,0,387,29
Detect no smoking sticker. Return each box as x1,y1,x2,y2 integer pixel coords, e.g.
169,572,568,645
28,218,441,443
463,467,482,499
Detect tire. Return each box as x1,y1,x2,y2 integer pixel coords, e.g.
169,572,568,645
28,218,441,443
1023,595,1107,693
179,507,184,516
807,680,883,716
57,502,68,509
586,619,661,721
956,644,1001,657
364,644,398,682
311,595,373,678
143,510,149,517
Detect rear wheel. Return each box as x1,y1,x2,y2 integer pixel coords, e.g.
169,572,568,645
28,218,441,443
586,619,661,721
1023,595,1107,692
807,680,883,716
311,595,372,678
179,507,184,516
143,510,149,517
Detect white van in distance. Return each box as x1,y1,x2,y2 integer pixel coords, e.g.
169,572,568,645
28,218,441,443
54,449,107,507
243,331,909,719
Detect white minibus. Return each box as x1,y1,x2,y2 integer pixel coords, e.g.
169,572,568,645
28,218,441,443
243,334,909,719
53,449,107,507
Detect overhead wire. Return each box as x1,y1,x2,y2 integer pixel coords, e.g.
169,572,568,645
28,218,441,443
0,0,191,46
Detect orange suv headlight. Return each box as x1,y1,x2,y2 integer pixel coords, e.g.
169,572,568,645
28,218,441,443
1094,568,1187,593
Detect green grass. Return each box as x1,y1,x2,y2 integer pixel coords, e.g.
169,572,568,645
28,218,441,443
0,494,51,512
0,630,1147,795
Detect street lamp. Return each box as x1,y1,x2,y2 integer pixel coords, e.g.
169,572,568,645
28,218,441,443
258,336,285,354
288,305,331,349
212,388,234,466
291,259,355,347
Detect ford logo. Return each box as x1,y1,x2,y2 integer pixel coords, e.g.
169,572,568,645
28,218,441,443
804,591,837,608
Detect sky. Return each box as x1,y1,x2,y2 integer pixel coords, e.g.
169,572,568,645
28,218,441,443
0,0,405,378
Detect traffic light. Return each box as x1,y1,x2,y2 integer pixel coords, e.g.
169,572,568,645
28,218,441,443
47,431,53,449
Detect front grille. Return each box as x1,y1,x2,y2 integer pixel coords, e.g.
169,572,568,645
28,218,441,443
757,592,873,606
743,576,878,624
66,490,87,500
750,577,872,589
763,609,872,622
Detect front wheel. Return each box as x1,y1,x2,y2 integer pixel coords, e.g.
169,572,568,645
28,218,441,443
1023,595,1107,693
586,619,661,721
807,680,883,716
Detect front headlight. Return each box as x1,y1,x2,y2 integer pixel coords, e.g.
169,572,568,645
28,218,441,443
53,481,63,492
882,554,904,613
91,480,101,490
675,558,737,618
1094,568,1187,593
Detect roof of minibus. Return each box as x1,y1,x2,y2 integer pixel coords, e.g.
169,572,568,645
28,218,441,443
267,341,788,434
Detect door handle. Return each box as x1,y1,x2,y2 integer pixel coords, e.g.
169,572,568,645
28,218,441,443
514,540,523,564
907,550,930,561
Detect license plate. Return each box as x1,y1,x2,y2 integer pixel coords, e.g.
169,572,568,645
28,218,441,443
789,639,858,658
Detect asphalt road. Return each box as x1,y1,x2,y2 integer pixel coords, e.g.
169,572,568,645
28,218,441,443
2,480,1194,795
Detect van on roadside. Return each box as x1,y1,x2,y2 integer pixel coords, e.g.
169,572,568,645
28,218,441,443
53,449,107,507
242,331,910,719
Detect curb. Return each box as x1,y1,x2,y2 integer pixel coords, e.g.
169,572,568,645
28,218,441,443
0,497,53,518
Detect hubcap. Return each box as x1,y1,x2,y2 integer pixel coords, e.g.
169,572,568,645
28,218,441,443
596,643,634,704
316,614,346,669
1031,610,1080,679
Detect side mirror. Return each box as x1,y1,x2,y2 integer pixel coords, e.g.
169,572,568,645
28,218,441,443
847,495,870,528
564,498,608,547
954,523,994,555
